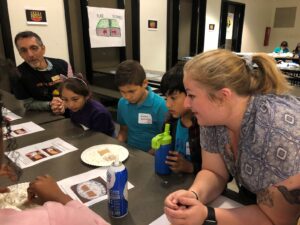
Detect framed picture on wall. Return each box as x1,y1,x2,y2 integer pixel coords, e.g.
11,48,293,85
148,19,158,30
25,9,47,25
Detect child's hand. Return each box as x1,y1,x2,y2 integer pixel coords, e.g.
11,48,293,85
166,151,193,173
27,175,72,205
50,97,65,115
148,148,155,156
0,164,17,193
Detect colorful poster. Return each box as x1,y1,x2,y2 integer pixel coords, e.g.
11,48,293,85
25,9,47,25
87,6,125,48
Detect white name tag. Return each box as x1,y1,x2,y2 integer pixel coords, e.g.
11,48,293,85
186,142,191,155
138,113,152,124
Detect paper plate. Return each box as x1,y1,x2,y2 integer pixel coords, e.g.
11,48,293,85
80,144,129,166
0,182,39,211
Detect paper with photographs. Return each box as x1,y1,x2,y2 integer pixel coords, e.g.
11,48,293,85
2,108,21,122
58,168,134,207
2,122,44,140
5,137,78,169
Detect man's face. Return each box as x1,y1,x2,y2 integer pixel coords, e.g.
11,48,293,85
16,37,46,69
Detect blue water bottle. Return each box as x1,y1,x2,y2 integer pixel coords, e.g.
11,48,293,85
151,123,172,175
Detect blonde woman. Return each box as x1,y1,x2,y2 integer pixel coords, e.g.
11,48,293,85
164,49,300,225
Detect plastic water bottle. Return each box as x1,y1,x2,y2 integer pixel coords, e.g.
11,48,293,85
107,157,128,218
151,123,172,175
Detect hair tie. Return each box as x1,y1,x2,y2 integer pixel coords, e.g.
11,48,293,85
243,55,254,71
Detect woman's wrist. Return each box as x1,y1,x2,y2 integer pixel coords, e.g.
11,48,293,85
190,190,199,200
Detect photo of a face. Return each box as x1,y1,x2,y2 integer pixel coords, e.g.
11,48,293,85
42,147,61,156
71,177,107,203
26,150,47,162
13,128,27,135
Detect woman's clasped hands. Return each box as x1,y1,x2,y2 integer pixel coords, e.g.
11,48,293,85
164,189,208,225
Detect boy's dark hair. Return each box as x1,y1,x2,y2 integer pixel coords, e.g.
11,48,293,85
14,31,43,47
280,41,288,47
59,74,90,98
160,62,186,96
115,60,146,87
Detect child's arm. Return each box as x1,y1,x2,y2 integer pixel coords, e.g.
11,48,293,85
117,125,128,143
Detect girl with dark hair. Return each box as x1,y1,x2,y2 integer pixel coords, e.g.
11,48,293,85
273,40,289,53
53,76,115,136
293,42,300,58
0,88,109,225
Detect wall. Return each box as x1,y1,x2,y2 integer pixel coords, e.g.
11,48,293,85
204,0,222,51
204,0,274,52
236,0,274,52
139,0,167,72
269,0,300,53
7,0,69,66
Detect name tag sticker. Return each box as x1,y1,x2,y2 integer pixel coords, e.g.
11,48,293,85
138,113,152,124
51,75,60,82
186,142,191,155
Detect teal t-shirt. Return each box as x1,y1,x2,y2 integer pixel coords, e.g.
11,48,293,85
175,119,191,160
117,87,168,151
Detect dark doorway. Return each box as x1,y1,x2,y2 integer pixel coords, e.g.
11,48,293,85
0,0,14,62
219,0,245,52
167,0,206,69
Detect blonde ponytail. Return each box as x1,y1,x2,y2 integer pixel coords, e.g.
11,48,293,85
184,49,291,98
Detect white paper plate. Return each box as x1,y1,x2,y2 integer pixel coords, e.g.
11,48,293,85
80,144,129,166
0,182,39,211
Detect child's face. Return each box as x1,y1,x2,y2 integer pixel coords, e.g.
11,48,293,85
118,81,148,104
166,91,189,118
61,88,87,112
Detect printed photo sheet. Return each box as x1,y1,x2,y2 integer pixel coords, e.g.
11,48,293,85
5,137,78,169
2,121,44,140
58,168,134,207
2,108,21,122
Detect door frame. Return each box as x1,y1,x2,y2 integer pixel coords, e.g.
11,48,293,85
218,0,245,52
167,0,206,69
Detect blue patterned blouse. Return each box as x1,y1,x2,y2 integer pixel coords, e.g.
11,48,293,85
200,94,300,193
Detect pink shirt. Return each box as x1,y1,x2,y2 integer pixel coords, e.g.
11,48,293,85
0,200,110,225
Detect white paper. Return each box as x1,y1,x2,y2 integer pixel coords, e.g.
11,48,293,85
2,108,21,122
87,6,125,48
150,195,243,225
58,168,134,207
2,122,44,140
149,214,169,225
5,137,78,169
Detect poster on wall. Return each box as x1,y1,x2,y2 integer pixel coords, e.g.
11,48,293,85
226,13,234,39
25,9,47,25
87,6,125,48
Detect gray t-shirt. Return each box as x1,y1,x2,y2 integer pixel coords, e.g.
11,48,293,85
200,94,300,193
